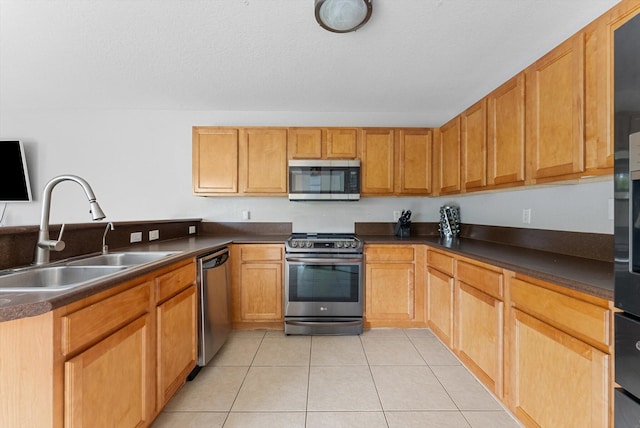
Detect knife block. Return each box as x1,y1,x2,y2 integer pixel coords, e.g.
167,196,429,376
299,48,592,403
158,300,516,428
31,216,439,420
394,220,411,238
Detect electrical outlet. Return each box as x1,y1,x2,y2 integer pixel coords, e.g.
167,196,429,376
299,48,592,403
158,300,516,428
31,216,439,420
130,232,143,243
242,210,250,220
189,225,196,234
149,230,159,241
522,208,531,224
393,211,401,222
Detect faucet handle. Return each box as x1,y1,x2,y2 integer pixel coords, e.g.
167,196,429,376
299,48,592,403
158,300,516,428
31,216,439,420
38,223,66,252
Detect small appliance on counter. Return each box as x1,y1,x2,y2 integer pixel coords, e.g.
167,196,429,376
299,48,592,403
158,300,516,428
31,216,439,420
394,210,412,238
439,205,460,239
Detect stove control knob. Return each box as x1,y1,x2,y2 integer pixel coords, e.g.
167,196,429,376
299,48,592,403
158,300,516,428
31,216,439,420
336,242,343,248
351,241,358,248
306,241,313,248
290,241,297,248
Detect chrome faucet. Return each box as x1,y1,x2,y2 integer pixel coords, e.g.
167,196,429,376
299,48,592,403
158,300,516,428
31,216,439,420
35,175,106,265
102,222,114,254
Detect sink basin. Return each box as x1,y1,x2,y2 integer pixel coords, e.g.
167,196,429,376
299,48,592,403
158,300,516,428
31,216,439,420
66,251,180,267
0,266,129,292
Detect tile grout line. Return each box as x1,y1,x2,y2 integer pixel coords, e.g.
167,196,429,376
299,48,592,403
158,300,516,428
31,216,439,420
221,330,267,426
360,332,392,428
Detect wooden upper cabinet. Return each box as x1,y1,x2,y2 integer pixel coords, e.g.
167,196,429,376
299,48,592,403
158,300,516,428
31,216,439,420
288,128,358,159
396,128,432,195
526,33,585,182
240,128,288,194
584,1,640,173
487,73,526,188
192,127,239,194
326,128,358,158
437,117,462,195
461,100,487,191
288,128,322,159
361,128,395,195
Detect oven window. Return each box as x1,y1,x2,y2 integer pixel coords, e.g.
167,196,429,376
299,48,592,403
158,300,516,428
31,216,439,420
288,264,360,302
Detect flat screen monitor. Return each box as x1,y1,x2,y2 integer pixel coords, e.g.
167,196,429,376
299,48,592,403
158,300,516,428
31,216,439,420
0,141,33,202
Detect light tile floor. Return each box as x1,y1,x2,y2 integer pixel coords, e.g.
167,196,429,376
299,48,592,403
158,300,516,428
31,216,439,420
152,328,523,428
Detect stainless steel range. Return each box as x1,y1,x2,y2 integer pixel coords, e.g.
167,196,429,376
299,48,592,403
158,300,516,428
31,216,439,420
284,233,363,335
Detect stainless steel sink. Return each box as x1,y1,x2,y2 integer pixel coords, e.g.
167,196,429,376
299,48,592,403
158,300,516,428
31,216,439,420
65,251,180,267
0,266,129,292
0,251,182,292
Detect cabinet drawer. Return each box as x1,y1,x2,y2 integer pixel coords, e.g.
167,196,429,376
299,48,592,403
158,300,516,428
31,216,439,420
62,282,151,356
365,245,415,262
457,260,503,299
240,245,283,262
510,277,611,348
427,249,454,275
156,262,196,303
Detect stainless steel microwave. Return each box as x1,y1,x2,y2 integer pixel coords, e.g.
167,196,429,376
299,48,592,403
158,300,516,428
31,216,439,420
288,159,360,201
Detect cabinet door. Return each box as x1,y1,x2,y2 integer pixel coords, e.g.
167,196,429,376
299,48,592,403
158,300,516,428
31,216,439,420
456,282,503,397
240,262,283,321
397,128,432,195
288,128,322,159
361,128,395,195
510,309,608,428
462,100,487,191
427,267,455,347
157,286,197,407
437,117,462,195
326,128,358,159
192,127,239,194
365,263,415,321
487,74,526,187
526,34,585,181
65,315,153,428
585,2,640,173
240,128,288,194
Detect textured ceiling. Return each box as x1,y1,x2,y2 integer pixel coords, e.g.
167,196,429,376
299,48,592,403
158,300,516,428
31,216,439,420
0,0,620,126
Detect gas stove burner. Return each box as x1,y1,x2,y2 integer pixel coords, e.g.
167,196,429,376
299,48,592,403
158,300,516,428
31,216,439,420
286,233,362,253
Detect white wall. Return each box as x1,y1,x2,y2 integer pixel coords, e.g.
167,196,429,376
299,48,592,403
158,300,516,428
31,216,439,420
0,109,613,234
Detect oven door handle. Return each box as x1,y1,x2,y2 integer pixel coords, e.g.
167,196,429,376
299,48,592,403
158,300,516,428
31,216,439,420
285,320,362,327
285,257,363,264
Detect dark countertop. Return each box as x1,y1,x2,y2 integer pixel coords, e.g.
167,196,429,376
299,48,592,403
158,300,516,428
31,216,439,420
0,231,613,322
361,235,614,300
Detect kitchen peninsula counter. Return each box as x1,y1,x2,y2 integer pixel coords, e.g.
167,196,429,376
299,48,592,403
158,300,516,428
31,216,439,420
0,234,288,322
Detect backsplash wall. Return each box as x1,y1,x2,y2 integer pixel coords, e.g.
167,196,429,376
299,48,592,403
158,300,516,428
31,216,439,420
0,108,613,234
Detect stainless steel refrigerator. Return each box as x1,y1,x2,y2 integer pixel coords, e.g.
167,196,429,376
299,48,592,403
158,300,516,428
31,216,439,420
614,11,640,427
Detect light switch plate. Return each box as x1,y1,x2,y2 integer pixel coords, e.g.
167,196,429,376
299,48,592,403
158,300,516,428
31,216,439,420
189,225,196,234
149,230,159,241
130,232,143,243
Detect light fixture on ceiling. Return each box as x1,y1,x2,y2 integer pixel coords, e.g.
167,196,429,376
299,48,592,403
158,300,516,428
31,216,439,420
315,0,372,33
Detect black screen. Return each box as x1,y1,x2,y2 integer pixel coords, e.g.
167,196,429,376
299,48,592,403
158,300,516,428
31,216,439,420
0,141,32,201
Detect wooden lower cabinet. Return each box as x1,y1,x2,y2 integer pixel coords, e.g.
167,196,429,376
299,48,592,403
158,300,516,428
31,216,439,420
156,286,197,407
426,249,455,346
510,309,608,428
455,259,504,398
0,258,199,428
425,247,613,428
65,315,153,428
364,245,425,328
507,274,612,428
427,267,454,346
231,244,284,327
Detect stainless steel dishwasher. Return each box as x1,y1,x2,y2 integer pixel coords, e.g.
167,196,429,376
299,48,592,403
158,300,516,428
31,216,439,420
189,247,230,379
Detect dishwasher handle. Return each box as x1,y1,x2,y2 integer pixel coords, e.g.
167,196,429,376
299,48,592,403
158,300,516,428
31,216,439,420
200,247,229,269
